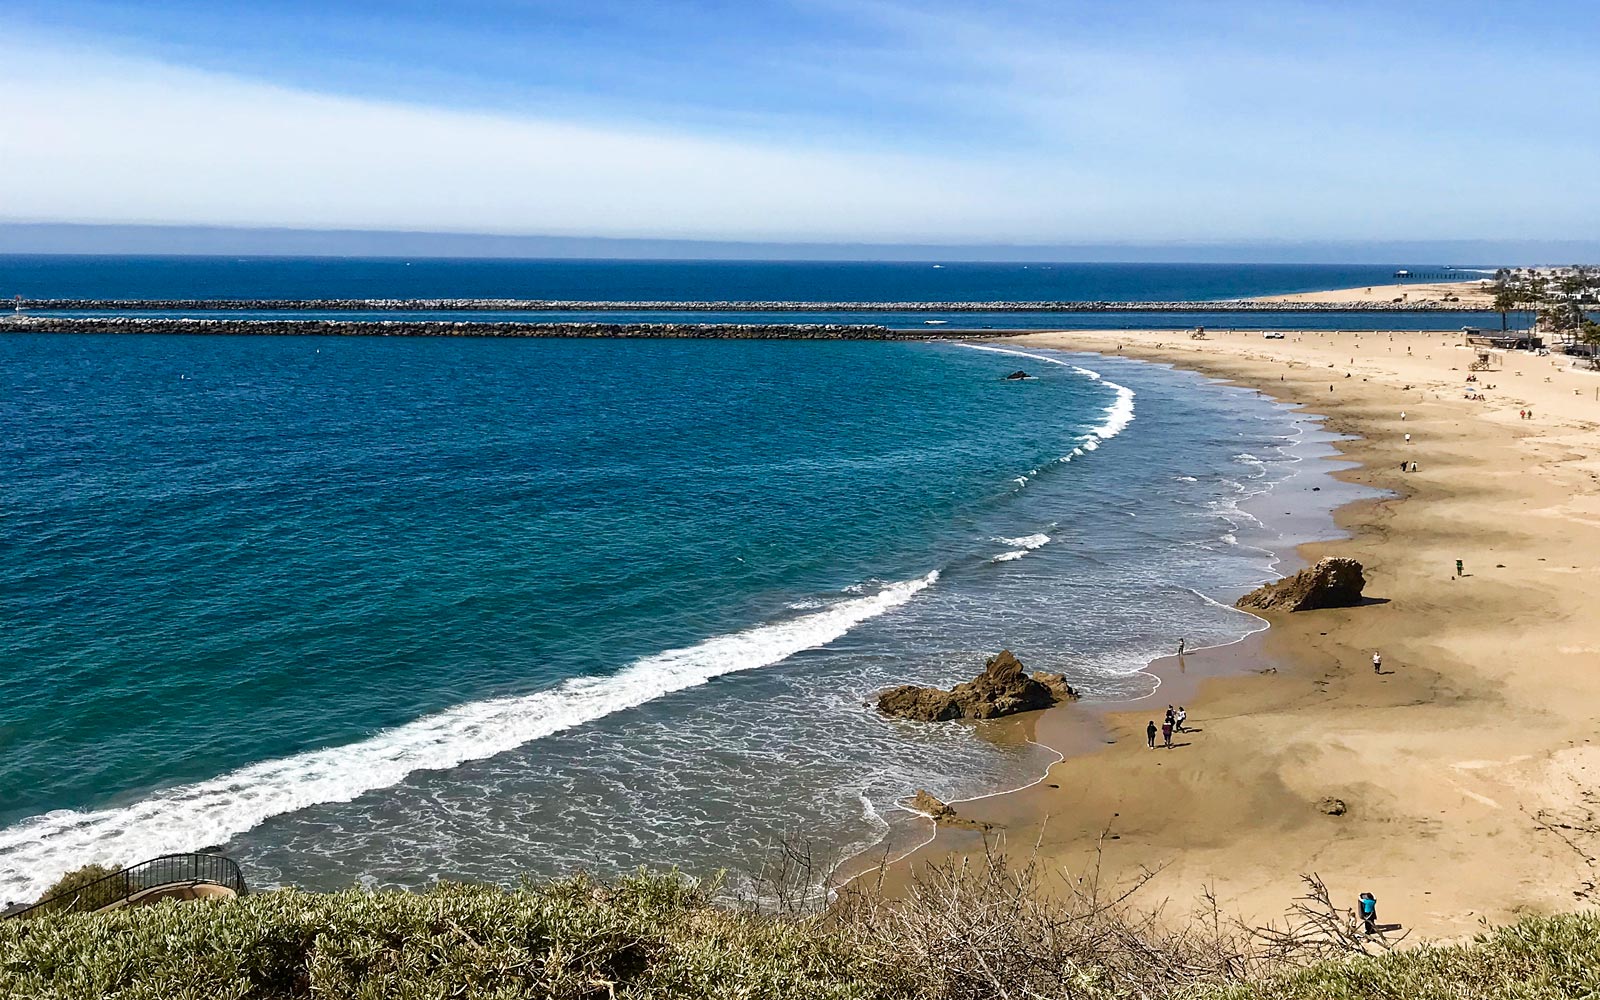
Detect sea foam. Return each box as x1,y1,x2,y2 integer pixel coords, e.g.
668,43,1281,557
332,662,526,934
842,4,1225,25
0,572,938,904
960,344,1136,453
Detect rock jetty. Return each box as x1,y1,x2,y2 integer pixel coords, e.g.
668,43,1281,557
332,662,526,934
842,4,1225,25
1235,557,1367,612
2,317,948,340
10,297,1484,313
876,650,1078,722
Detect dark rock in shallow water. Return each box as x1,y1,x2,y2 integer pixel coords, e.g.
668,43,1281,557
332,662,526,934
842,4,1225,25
876,650,1078,722
1235,557,1366,612
1003,370,1030,380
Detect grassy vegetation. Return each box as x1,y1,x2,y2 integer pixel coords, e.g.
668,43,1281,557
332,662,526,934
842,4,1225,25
2,862,1597,999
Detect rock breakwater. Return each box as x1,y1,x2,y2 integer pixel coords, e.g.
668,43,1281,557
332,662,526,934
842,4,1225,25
11,297,1485,313
1,316,950,340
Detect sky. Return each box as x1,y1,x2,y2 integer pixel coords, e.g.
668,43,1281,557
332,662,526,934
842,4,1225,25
1,1,1596,252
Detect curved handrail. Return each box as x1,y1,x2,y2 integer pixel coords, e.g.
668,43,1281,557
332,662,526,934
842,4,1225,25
6,853,247,919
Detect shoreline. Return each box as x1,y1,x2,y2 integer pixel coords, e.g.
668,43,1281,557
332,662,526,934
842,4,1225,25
837,348,1362,890
838,365,1356,888
1246,277,1495,307
878,327,1600,941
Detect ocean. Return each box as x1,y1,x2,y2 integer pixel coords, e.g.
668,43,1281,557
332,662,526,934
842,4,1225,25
0,256,1482,303
0,259,1376,903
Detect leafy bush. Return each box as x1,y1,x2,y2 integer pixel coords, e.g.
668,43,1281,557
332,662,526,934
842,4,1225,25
3,865,1598,1000
24,864,127,918
0,872,898,1000
1193,910,1600,1000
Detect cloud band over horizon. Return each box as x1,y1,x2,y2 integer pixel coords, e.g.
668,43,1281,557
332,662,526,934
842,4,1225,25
2,2,1596,246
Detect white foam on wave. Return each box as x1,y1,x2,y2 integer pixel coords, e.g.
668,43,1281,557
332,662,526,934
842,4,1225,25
0,571,939,904
960,344,1136,457
995,533,1051,550
991,550,1028,562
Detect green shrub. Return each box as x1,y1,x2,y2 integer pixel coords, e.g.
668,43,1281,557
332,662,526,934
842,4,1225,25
4,866,1599,1000
0,872,901,1000
24,865,127,918
1192,910,1600,1000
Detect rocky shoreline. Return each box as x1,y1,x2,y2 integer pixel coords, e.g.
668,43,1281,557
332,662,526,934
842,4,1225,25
0,316,946,339
10,297,1488,312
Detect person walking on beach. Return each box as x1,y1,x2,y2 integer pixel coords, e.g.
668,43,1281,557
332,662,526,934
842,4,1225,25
1165,706,1175,730
1373,651,1382,674
1175,706,1187,732
1177,637,1186,656
1147,720,1157,749
1358,892,1378,935
1161,719,1174,748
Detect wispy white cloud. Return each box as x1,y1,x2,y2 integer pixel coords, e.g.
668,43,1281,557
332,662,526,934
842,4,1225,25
1,39,1062,242
2,4,1597,244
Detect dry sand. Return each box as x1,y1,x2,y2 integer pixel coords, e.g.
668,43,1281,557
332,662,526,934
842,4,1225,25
1247,279,1495,306
890,327,1600,942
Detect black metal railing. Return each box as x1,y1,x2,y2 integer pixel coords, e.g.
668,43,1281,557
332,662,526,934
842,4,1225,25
6,853,246,919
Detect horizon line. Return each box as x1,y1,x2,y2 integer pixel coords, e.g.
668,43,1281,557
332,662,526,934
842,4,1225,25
3,222,1598,266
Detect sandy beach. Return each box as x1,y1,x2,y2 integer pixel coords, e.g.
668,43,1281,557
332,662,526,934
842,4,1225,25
1246,278,1495,307
892,326,1600,942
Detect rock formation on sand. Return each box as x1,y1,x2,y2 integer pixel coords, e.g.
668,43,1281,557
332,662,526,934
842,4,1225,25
1235,557,1366,612
876,650,1078,722
907,790,994,831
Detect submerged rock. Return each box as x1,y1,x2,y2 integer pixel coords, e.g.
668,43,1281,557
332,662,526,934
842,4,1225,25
1235,557,1367,612
876,650,1078,722
1003,370,1030,380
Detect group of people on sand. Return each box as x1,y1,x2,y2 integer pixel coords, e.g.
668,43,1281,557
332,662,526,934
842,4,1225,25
1518,408,1535,420
1147,704,1187,749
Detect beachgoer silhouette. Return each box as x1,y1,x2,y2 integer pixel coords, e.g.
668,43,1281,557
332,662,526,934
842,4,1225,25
1358,892,1378,935
1373,651,1382,674
1175,707,1187,732
1146,721,1157,749
1177,638,1186,656
1161,720,1173,748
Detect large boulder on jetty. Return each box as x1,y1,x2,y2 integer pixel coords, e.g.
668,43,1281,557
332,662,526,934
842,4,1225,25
1235,557,1366,612
877,650,1078,722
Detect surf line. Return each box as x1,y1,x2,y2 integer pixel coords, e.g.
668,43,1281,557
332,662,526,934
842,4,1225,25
0,572,939,904
959,342,1136,458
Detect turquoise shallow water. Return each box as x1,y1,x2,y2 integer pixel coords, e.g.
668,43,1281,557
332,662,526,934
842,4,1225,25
0,330,1357,901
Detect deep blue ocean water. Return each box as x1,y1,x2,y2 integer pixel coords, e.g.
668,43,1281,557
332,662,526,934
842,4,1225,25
0,259,1381,902
2,255,1483,303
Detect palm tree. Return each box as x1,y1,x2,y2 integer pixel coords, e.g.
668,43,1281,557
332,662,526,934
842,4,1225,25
1493,288,1519,332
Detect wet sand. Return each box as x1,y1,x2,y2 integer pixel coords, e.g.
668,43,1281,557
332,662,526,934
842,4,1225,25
886,327,1600,941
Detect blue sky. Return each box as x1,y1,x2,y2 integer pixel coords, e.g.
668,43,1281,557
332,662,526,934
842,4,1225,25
2,1,1596,246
